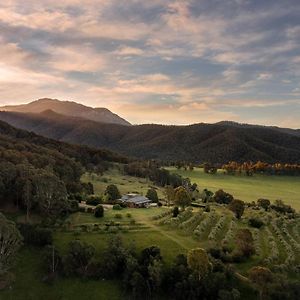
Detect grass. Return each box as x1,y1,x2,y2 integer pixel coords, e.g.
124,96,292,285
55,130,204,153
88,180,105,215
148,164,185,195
81,167,164,198
2,204,299,299
0,248,123,300
167,167,300,211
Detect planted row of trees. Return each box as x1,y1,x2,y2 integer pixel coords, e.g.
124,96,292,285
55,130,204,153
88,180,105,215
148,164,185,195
222,161,300,176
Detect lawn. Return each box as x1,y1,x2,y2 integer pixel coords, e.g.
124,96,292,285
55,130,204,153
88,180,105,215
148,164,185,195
167,167,300,211
81,167,164,198
0,248,124,300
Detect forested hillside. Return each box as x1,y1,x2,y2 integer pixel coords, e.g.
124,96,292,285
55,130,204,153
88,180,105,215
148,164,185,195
0,120,127,215
0,111,300,164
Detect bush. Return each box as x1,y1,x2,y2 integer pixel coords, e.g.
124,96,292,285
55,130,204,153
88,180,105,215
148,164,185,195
173,206,179,217
126,213,132,218
249,218,264,228
68,200,79,212
94,205,104,218
18,224,53,246
86,207,94,213
115,213,123,219
86,196,102,206
79,206,86,213
113,204,122,210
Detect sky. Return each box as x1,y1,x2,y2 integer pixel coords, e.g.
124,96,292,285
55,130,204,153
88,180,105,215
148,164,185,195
0,0,300,128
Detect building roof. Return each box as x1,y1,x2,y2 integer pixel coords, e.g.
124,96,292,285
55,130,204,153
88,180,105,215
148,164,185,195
119,194,151,204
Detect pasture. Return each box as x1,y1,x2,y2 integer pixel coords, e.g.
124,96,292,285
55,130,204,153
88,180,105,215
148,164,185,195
2,204,299,299
167,167,300,211
81,167,164,198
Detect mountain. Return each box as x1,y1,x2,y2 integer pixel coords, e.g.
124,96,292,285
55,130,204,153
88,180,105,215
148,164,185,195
0,110,299,164
0,98,131,126
217,121,300,137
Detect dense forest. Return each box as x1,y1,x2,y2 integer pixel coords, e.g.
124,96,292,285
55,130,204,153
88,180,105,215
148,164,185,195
0,120,127,216
0,110,300,164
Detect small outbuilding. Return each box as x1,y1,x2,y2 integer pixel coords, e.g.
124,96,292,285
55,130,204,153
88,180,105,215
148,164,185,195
119,193,151,208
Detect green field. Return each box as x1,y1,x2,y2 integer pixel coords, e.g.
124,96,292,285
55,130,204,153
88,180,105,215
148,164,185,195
2,203,299,299
82,167,164,198
167,167,300,211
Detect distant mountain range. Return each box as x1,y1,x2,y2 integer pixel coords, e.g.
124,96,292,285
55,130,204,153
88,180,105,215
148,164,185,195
0,98,131,126
0,106,299,163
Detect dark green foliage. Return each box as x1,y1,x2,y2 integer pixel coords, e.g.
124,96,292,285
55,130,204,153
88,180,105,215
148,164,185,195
213,189,234,204
257,198,271,210
43,245,62,275
203,163,217,174
113,204,122,210
2,111,300,163
229,199,245,219
173,206,179,217
0,120,128,216
63,240,95,277
68,200,79,213
94,205,104,218
146,188,159,202
174,186,191,209
271,199,295,214
235,229,255,259
105,184,121,202
0,213,22,273
18,223,52,246
249,218,264,228
86,196,102,206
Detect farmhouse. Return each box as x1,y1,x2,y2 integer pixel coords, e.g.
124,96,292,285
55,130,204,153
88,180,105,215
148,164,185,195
119,193,151,208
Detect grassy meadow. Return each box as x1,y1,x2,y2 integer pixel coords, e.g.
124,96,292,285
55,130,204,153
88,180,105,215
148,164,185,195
81,167,164,198
167,167,300,211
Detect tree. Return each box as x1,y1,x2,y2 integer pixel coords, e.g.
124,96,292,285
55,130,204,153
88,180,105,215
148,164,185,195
0,213,22,274
94,205,104,218
63,240,95,277
146,188,159,203
164,185,175,206
174,186,191,209
32,171,68,216
105,184,121,202
213,189,233,204
235,229,255,258
248,266,273,300
229,199,245,219
187,248,211,281
257,198,270,211
23,179,33,222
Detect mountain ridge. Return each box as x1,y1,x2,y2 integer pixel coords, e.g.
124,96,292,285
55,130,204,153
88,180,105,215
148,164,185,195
0,98,131,126
0,110,299,164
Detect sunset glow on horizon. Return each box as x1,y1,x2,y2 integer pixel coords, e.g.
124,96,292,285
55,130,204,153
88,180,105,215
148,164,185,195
0,0,300,127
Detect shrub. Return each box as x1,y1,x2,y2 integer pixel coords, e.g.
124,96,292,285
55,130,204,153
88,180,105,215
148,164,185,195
249,218,264,228
115,213,123,219
94,205,104,218
86,207,94,213
113,204,122,210
18,224,53,246
86,196,102,206
146,188,159,202
126,213,132,218
68,200,79,212
213,189,233,204
173,206,179,217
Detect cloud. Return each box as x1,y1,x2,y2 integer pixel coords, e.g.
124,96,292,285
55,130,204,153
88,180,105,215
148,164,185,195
0,0,300,127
